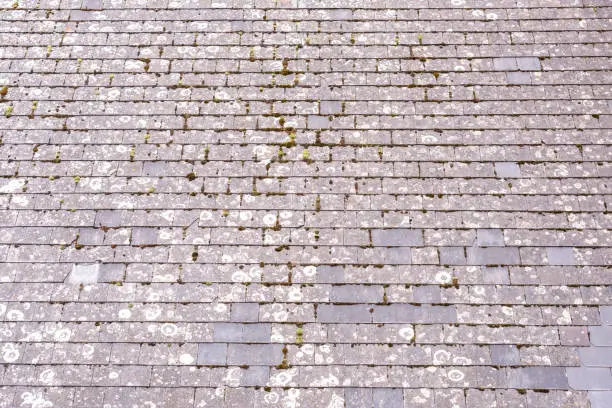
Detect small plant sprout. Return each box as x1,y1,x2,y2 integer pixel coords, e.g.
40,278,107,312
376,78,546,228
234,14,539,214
28,100,38,118
283,131,296,147
296,326,304,345
280,58,291,75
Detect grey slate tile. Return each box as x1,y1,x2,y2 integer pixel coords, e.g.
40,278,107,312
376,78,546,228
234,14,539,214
589,391,612,408
308,115,330,129
385,247,412,264
81,0,103,10
559,326,590,346
477,229,505,247
590,327,612,346
240,366,269,386
467,247,520,265
317,304,371,323
506,72,531,84
345,388,373,408
131,227,158,245
212,323,243,342
372,229,423,247
331,284,383,303
320,101,343,115
412,285,441,303
579,347,612,367
231,303,260,322
67,263,100,284
516,57,541,71
95,210,122,228
547,247,576,265
567,367,612,390
242,324,271,342
495,162,521,178
439,247,467,265
373,388,403,408
494,58,518,71
507,367,569,389
197,343,227,365
601,306,612,325
482,266,510,284
227,344,283,365
316,265,345,283
372,304,457,324
490,345,520,365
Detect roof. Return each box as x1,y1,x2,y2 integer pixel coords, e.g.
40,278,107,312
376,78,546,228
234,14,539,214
0,0,611,406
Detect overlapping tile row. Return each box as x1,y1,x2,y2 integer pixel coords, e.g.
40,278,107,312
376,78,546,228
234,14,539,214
0,0,611,406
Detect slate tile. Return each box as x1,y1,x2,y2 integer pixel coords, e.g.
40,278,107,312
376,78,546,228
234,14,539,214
467,247,520,265
197,343,227,365
240,366,269,386
372,229,423,247
320,101,343,115
231,303,260,322
494,58,518,71
516,57,541,71
373,388,403,408
490,345,520,365
345,388,373,408
227,344,283,365
439,247,467,265
82,0,103,10
506,72,531,84
477,229,505,247
331,284,383,303
507,366,569,389
590,327,612,346
579,347,612,367
67,263,100,284
547,247,576,265
601,306,612,325
495,162,521,178
567,367,612,390
589,391,612,408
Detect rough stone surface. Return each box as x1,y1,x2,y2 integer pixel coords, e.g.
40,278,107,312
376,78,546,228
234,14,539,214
0,1,610,407
66,263,100,284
